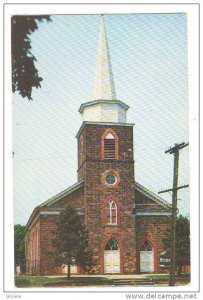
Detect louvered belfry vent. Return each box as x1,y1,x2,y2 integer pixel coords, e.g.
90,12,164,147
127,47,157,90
104,138,115,159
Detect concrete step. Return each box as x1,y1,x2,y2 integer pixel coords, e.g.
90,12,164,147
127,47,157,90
113,278,155,286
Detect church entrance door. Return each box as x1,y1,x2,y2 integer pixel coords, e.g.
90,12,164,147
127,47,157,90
104,239,120,273
140,240,154,273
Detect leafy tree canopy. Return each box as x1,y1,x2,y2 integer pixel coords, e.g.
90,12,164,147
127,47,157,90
14,224,26,273
52,205,94,278
162,215,190,275
11,15,51,100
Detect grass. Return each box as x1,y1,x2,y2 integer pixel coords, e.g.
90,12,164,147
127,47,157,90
146,273,190,280
146,273,190,285
15,276,66,287
15,275,112,287
15,273,190,287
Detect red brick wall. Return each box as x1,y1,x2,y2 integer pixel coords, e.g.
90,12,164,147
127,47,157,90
134,188,171,273
136,215,171,273
26,186,84,275
49,186,84,209
39,214,59,275
26,122,172,275
78,124,134,181
38,186,84,275
135,188,168,211
77,123,137,274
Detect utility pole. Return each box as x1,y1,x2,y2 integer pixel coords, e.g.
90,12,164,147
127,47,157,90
158,142,189,286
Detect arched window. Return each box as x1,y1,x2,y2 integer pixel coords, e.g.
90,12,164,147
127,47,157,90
104,133,115,159
106,200,117,225
105,239,119,250
140,240,153,251
101,129,118,160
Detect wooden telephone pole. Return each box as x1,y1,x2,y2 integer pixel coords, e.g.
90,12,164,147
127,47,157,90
158,142,189,286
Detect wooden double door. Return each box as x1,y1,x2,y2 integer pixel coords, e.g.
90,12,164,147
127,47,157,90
104,239,120,273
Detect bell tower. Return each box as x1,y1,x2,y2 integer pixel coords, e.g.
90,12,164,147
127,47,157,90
76,16,136,274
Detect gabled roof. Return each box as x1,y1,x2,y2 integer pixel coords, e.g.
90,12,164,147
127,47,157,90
135,182,170,206
26,179,171,230
38,180,84,208
135,181,171,209
25,180,84,230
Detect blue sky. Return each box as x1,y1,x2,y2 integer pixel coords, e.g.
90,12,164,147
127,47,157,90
13,14,189,225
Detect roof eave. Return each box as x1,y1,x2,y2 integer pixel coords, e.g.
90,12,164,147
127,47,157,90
25,180,84,230
38,180,84,208
135,181,171,209
78,99,129,114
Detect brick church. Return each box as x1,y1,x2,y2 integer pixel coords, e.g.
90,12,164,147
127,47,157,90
25,16,172,275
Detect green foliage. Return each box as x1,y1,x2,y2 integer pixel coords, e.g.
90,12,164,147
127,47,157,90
14,224,26,273
11,15,51,100
52,205,94,278
162,215,190,275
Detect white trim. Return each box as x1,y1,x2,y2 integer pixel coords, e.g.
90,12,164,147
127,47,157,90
27,214,40,231
79,99,129,114
27,211,61,230
27,207,85,230
36,227,39,260
39,211,60,215
136,212,172,216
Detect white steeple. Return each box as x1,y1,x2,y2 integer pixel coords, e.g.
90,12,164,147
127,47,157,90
79,15,129,123
92,15,116,100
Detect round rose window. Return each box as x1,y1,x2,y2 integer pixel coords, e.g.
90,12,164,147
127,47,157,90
105,173,117,185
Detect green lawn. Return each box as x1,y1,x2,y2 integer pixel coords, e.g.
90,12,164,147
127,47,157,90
15,274,190,287
15,276,65,287
15,275,112,287
146,273,190,280
146,273,190,285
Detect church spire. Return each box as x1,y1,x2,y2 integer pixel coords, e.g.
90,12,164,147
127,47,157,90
92,15,117,100
78,15,129,123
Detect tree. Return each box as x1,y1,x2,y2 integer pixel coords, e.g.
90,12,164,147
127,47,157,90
14,224,26,273
52,205,94,278
162,215,190,275
11,15,51,100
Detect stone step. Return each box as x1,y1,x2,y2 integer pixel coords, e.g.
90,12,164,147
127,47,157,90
113,278,155,286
